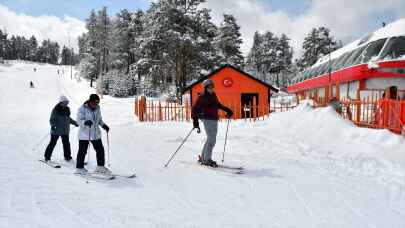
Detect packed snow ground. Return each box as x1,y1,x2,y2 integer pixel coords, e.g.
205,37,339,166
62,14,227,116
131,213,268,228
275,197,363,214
1,61,405,228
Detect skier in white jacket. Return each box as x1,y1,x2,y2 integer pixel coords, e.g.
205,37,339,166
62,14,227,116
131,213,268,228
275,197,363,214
75,94,110,175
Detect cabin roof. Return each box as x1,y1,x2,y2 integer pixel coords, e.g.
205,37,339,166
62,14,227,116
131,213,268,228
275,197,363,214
183,64,279,93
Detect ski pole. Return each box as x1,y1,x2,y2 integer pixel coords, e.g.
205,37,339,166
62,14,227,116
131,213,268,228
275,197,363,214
86,127,91,165
106,132,111,167
32,133,50,151
164,128,195,168
222,118,231,163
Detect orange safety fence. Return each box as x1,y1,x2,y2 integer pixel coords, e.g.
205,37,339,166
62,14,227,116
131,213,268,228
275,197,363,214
135,95,405,134
134,96,298,122
311,95,405,135
134,97,190,122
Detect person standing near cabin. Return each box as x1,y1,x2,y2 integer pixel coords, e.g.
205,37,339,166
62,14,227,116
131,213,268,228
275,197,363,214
75,94,110,175
192,79,233,167
44,95,78,162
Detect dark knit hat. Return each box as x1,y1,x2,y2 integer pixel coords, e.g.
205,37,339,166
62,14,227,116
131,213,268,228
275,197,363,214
202,79,214,88
89,94,100,102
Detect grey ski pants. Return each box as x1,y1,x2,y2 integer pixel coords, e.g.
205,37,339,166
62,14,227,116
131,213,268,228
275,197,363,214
202,119,218,161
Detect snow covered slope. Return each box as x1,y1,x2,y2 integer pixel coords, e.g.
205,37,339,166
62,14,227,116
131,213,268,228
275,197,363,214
1,60,405,228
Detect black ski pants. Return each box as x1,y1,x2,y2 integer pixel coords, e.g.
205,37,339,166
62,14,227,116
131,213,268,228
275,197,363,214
76,139,105,168
44,135,72,160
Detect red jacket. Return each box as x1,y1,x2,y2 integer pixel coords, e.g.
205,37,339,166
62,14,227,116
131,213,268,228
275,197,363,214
192,92,231,120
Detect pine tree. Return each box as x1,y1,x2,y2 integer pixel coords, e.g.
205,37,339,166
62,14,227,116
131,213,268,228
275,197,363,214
216,14,244,67
297,27,341,70
28,36,38,61
140,0,219,97
129,9,145,79
82,9,100,87
97,6,112,75
274,33,293,86
61,46,75,65
0,30,8,60
246,31,263,72
111,9,134,72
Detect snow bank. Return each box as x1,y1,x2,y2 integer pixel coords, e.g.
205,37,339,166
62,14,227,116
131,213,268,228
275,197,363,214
238,101,405,193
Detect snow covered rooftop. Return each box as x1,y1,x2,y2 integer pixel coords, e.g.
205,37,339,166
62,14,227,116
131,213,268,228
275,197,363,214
314,18,405,67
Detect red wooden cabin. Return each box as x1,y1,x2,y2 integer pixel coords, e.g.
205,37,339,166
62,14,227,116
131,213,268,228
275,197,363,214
183,65,278,119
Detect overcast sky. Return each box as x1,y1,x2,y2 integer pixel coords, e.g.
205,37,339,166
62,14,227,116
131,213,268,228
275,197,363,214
0,0,404,57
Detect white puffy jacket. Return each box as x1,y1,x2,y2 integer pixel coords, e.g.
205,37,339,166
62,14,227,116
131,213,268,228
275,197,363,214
77,103,105,140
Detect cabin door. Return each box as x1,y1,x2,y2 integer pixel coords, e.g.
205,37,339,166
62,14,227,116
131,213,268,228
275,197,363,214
241,93,259,118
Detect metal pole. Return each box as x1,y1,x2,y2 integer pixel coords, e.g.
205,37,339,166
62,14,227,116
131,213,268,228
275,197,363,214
68,33,72,79
222,119,230,163
86,127,91,165
164,128,195,168
32,133,50,152
107,132,111,167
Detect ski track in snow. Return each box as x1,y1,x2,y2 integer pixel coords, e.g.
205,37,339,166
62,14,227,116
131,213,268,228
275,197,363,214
1,60,405,227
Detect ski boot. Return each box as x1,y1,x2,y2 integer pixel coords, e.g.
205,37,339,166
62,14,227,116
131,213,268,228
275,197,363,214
75,168,88,175
198,155,218,168
94,166,112,174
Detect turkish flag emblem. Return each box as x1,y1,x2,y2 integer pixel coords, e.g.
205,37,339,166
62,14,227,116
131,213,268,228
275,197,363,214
222,77,233,87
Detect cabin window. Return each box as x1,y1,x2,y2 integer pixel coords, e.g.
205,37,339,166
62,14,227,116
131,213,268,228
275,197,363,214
347,81,359,99
358,38,387,63
332,85,336,97
318,87,325,98
339,83,349,99
379,36,405,60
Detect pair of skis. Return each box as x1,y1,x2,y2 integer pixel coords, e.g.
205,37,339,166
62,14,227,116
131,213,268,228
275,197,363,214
38,159,136,180
180,160,245,175
200,163,245,175
196,155,244,174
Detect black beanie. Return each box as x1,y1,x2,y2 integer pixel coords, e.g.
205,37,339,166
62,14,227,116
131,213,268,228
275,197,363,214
89,94,100,102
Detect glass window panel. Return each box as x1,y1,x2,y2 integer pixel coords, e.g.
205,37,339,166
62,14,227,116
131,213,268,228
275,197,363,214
342,45,368,68
318,63,329,75
380,36,405,60
358,38,387,63
333,52,351,70
312,66,322,77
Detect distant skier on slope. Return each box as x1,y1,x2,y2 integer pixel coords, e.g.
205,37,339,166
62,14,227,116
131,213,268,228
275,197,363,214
30,81,34,88
75,94,110,175
192,79,233,167
44,95,79,162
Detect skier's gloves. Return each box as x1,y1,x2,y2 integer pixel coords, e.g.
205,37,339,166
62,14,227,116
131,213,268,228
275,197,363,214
51,126,56,131
226,110,233,119
84,120,93,127
193,119,201,134
102,124,110,132
73,121,79,127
